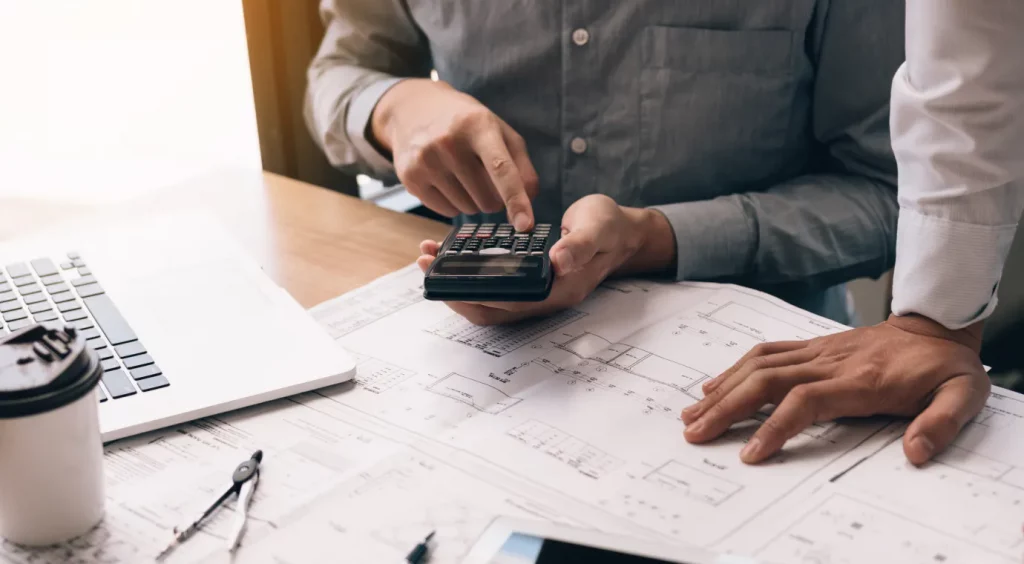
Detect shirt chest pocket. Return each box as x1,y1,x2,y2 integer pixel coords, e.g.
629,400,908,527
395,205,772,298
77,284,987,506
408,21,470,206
638,26,798,201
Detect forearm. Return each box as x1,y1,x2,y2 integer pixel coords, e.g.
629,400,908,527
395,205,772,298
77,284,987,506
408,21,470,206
889,0,1024,329
650,173,898,289
303,0,429,179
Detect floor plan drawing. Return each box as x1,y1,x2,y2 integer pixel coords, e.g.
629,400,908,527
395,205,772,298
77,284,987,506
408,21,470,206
425,308,587,357
554,331,710,394
642,460,745,506
756,494,1012,564
506,419,625,480
354,357,418,394
426,373,524,414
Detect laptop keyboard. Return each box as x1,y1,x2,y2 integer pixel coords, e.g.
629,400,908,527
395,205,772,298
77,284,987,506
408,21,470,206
0,253,169,402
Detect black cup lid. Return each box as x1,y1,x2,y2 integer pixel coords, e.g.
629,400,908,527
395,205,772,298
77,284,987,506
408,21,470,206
0,323,102,418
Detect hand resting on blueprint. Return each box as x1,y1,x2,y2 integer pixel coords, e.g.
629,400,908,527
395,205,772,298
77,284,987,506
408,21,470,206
416,194,675,325
681,314,991,466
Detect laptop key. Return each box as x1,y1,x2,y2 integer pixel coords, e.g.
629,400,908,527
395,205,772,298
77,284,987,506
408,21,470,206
71,259,86,268
123,354,154,370
81,328,102,341
45,282,70,295
100,359,121,372
23,293,48,305
60,262,74,270
50,291,75,303
8,319,31,331
90,341,108,351
71,275,97,287
76,283,104,298
3,310,27,322
40,274,63,286
0,291,15,303
5,263,30,279
0,282,10,293
72,319,95,331
114,341,146,358
83,294,137,346
0,301,21,313
34,311,58,323
137,374,169,392
101,369,136,399
78,267,92,276
97,348,114,361
30,259,59,277
58,301,82,313
18,283,42,295
67,252,81,260
28,302,51,314
130,365,161,380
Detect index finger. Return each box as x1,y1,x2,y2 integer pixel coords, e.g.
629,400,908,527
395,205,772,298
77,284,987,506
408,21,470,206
470,129,534,232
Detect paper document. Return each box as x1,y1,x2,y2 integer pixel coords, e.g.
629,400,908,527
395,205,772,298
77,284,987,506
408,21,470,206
3,264,1021,564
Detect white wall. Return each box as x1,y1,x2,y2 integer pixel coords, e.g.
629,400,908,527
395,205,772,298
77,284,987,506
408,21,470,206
0,0,260,203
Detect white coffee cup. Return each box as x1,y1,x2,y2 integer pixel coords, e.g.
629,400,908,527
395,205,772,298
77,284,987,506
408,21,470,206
0,323,106,546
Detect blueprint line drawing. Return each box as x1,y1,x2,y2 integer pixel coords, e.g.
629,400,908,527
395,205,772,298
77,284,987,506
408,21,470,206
643,460,744,507
506,420,625,480
932,445,1021,483
756,494,1014,564
425,309,587,357
556,332,710,393
354,357,417,394
700,301,818,342
426,373,523,414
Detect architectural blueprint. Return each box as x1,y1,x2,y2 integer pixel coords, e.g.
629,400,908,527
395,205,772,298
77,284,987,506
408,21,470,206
4,264,1023,563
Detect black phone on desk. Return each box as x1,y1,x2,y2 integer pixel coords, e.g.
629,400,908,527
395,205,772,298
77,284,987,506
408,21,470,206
423,222,557,302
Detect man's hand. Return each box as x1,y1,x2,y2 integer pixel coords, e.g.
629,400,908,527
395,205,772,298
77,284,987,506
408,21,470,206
416,195,676,325
680,315,990,466
372,79,539,231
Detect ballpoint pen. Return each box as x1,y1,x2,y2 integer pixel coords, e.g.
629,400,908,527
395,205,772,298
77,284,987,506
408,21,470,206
406,531,435,564
156,450,263,560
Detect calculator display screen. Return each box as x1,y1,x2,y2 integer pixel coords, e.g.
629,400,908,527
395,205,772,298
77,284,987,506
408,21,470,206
432,256,541,277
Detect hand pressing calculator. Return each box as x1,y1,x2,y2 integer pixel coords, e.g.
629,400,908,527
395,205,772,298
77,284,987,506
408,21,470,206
423,222,557,302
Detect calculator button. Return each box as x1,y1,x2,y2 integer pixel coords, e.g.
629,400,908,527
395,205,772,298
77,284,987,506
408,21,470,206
479,248,512,256
455,233,473,239
445,250,458,255
530,251,545,255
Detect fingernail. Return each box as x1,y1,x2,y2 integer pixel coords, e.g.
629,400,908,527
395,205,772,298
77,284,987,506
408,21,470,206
704,378,720,392
513,213,530,232
685,419,705,436
910,435,935,458
741,437,762,462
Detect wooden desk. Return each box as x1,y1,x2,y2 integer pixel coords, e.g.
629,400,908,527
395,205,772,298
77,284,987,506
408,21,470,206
0,170,449,308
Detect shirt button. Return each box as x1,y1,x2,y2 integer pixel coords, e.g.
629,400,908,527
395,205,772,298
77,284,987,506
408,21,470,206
572,28,590,46
570,137,588,154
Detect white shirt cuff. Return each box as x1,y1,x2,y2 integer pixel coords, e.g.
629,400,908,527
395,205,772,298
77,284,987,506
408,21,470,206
891,207,1018,329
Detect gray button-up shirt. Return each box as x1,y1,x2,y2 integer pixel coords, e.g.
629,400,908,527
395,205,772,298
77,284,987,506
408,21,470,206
305,0,905,323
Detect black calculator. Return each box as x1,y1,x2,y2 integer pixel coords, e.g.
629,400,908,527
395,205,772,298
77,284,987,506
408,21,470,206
423,222,557,302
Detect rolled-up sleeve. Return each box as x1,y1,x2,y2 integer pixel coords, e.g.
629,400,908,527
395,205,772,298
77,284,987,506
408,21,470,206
889,0,1024,330
652,1,903,291
304,0,431,181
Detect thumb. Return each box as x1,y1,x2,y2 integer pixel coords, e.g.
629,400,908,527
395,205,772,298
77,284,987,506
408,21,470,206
550,220,609,276
903,374,990,465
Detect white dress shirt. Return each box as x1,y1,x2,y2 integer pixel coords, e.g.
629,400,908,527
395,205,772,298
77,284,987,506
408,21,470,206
890,0,1024,330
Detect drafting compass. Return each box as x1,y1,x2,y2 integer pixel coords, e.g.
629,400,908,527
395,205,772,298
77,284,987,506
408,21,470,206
156,450,263,560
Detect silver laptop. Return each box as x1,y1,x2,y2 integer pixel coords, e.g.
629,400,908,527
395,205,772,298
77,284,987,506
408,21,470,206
0,211,355,442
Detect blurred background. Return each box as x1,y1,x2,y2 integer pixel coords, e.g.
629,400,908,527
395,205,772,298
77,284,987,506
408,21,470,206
0,0,1020,384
